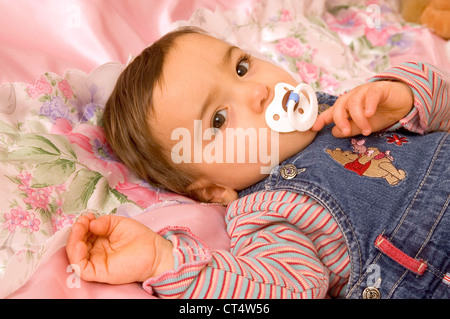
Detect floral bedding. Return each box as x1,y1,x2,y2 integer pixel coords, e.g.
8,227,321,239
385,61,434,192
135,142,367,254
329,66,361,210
1,0,447,298
0,63,181,294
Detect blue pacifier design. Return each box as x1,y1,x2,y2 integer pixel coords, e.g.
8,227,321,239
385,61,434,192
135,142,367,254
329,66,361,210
265,83,318,132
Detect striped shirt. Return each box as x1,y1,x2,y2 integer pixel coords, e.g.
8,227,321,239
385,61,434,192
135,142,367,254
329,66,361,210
143,62,450,299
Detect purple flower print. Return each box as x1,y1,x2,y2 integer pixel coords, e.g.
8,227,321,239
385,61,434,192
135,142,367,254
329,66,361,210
72,83,104,123
388,32,415,55
39,96,71,123
92,138,120,163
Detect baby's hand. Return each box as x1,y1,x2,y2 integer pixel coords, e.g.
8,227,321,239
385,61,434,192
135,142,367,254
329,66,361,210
312,81,414,137
66,213,174,284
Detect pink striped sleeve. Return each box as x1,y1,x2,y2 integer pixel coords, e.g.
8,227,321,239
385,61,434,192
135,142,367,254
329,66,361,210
142,226,212,298
369,62,450,134
143,191,350,299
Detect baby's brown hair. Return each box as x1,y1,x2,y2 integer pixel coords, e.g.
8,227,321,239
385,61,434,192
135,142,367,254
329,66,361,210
102,27,204,199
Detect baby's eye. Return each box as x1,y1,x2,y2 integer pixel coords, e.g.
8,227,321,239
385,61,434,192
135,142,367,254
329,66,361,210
236,56,250,77
211,109,228,130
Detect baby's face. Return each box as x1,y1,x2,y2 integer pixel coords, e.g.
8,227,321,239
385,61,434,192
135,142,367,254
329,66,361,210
149,33,317,193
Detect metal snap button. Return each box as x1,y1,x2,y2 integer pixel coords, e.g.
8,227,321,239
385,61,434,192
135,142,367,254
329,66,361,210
280,164,298,180
362,287,380,299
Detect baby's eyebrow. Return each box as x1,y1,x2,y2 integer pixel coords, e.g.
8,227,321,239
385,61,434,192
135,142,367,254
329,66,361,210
221,45,239,68
198,89,216,121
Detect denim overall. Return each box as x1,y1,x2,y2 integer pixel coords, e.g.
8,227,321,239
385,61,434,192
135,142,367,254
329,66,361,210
240,93,450,299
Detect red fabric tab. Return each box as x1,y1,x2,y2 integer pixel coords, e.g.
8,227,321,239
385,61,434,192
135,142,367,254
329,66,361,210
375,235,427,276
443,274,450,286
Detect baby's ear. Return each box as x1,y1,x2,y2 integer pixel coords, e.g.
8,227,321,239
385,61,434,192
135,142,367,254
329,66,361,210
187,179,238,206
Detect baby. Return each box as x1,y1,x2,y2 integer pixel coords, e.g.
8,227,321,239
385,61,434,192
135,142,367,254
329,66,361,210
66,27,450,298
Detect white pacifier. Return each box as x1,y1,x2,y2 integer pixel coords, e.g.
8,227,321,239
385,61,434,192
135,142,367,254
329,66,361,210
265,82,318,132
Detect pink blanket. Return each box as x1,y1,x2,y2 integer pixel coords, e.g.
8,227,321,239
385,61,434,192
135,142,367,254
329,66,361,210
8,202,230,299
1,0,449,299
0,0,259,85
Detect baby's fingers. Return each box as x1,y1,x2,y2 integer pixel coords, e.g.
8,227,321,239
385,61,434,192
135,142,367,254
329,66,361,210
348,99,373,136
331,120,367,138
67,215,91,250
331,97,352,137
363,87,381,119
311,107,333,132
66,219,90,269
334,87,382,137
347,86,384,136
312,102,354,136
66,213,98,271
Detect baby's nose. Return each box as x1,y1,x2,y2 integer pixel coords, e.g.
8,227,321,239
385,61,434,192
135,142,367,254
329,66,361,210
246,83,269,113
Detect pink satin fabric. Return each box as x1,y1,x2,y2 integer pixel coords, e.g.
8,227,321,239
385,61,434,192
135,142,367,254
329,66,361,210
0,0,259,85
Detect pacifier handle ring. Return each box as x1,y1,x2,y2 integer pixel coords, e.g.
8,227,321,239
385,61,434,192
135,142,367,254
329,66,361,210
286,84,318,132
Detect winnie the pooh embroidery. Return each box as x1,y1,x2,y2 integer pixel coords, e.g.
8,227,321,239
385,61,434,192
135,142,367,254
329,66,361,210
326,139,406,185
